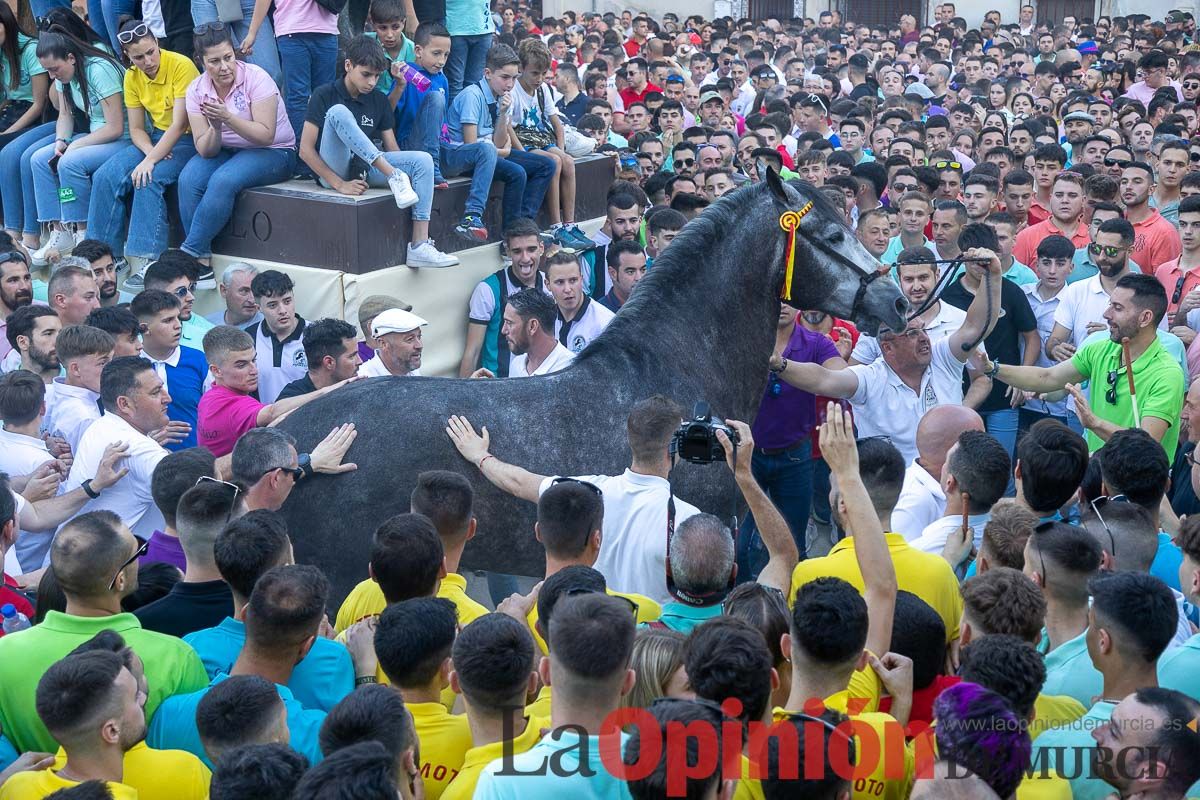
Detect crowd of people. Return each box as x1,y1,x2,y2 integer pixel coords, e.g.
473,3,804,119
1,0,1200,798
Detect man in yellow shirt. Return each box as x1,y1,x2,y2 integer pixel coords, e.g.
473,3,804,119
374,597,470,800
316,682,421,799
524,479,661,652
336,472,488,633
443,614,546,800
773,406,914,800
0,649,144,800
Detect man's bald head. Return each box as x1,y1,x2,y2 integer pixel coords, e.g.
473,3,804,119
916,406,984,470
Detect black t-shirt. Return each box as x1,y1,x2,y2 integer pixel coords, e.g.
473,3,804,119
556,93,589,127
133,580,234,639
305,80,395,152
412,0,446,24
1171,441,1200,518
277,373,318,401
940,276,1038,413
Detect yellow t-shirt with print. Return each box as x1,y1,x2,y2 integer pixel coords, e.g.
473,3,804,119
1030,693,1087,740
53,740,210,800
123,48,199,132
0,769,138,800
1016,769,1072,800
526,588,661,653
407,701,473,800
441,715,548,800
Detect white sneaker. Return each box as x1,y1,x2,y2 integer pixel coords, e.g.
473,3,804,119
406,239,460,268
30,228,76,267
388,171,419,209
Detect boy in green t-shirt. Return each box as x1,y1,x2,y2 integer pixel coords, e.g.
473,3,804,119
368,0,416,101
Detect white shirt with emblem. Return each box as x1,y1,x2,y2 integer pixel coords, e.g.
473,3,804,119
555,297,615,354
846,336,967,464
890,461,947,541
357,353,421,378
63,412,168,541
43,379,102,454
539,470,699,604
510,342,575,377
249,319,308,404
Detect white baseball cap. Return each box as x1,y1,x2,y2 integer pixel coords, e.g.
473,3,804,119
372,308,429,337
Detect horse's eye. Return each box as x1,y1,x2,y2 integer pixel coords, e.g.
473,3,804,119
828,230,845,244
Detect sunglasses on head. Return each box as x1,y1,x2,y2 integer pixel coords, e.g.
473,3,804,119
0,250,28,266
193,21,227,34
550,476,603,497
933,160,962,171
806,93,828,113
117,22,151,44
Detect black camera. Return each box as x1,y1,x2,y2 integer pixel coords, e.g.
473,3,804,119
672,402,739,464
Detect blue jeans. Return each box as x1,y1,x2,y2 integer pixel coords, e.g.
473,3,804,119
982,407,1019,497
0,123,55,234
88,133,198,258
493,149,555,229
29,0,70,17
445,34,492,102
192,0,282,85
95,0,138,56
736,440,814,581
439,141,497,217
178,146,297,258
32,139,130,224
400,88,446,183
276,32,338,144
317,105,433,221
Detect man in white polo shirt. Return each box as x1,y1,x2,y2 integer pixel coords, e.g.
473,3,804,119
545,251,615,355
891,404,984,540
63,356,174,540
446,395,701,603
773,247,1003,463
359,308,426,378
246,270,307,404
502,288,573,378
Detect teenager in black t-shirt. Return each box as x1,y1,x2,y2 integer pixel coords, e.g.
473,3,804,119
299,35,458,268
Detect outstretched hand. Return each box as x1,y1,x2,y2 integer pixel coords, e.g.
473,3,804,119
818,402,858,476
311,423,358,474
446,415,491,466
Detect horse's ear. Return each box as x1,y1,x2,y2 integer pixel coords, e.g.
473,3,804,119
764,164,788,205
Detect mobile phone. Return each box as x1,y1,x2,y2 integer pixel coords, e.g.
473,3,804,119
47,152,61,174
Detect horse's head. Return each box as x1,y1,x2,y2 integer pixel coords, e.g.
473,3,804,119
765,168,908,336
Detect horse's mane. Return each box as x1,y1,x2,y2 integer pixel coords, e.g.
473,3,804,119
573,176,835,367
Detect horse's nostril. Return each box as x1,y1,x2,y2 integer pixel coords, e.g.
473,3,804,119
894,297,907,314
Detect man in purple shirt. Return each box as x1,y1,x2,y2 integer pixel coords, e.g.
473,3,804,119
736,306,845,577
144,448,219,572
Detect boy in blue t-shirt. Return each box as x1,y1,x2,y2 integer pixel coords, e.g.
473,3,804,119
130,289,207,451
395,22,452,187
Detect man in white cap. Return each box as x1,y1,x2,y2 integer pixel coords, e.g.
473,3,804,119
359,308,427,378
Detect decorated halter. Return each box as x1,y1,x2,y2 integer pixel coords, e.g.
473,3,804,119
777,201,814,301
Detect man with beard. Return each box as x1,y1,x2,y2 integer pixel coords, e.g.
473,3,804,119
73,240,120,307
459,219,547,378
359,308,427,378
582,193,641,300
1050,218,1142,362
983,273,1185,457
0,252,35,365
598,240,646,313
1122,162,1183,271
697,91,725,129
5,306,61,382
499,288,573,377
277,319,363,400
1061,112,1095,164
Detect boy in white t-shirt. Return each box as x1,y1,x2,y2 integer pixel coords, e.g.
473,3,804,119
512,38,594,251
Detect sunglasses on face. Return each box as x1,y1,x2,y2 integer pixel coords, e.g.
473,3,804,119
675,158,695,167
891,182,919,193
259,464,304,482
117,22,151,43
173,283,197,297
1104,157,1132,168
108,535,150,591
1089,243,1129,258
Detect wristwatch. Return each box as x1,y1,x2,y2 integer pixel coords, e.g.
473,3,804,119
986,360,1001,379
81,479,100,499
297,453,314,480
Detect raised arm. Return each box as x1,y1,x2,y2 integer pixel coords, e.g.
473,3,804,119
977,350,1085,394
947,248,1003,362
446,415,547,503
819,402,897,659
717,421,798,592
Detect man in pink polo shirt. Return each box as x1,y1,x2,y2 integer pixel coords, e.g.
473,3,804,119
196,326,356,457
1013,171,1089,267
1161,196,1200,327
1123,162,1183,273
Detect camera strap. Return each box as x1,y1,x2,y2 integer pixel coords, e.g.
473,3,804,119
664,449,740,608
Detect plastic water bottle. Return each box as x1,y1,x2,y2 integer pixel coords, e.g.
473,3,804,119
1,604,29,635
398,63,432,92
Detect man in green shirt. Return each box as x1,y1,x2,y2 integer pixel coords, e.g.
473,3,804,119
0,511,209,753
978,273,1185,459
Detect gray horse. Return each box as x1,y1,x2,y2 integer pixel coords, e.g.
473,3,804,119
280,170,907,603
